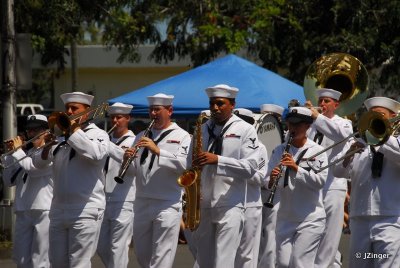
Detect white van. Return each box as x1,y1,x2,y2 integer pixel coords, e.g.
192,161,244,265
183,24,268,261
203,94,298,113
17,103,44,115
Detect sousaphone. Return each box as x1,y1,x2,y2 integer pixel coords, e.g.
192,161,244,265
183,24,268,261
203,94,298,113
304,53,369,116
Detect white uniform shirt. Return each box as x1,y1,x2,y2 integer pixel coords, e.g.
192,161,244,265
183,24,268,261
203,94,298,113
33,123,109,210
308,114,353,190
200,114,259,208
245,143,268,208
334,136,400,217
105,130,136,202
133,122,191,201
2,148,53,211
268,138,328,222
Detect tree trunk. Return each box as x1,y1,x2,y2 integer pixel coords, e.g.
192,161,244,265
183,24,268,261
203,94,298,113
71,39,78,91
1,0,17,241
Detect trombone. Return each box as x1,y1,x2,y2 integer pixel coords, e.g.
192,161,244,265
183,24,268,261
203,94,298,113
306,110,400,173
49,103,109,135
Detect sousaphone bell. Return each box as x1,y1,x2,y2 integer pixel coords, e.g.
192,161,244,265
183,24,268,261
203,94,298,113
304,52,369,116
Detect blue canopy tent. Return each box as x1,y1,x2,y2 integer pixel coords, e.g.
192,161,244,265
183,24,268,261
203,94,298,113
109,54,305,115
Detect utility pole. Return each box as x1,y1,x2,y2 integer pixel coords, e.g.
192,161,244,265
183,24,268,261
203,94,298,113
1,0,17,240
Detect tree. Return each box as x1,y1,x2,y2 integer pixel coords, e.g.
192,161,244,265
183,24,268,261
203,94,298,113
127,0,400,96
11,0,400,103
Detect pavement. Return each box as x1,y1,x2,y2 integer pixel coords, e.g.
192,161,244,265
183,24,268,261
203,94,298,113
0,234,350,268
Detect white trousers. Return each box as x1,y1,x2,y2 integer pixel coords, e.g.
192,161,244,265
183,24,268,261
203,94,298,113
97,201,134,268
276,218,325,268
349,216,400,268
194,206,245,268
315,189,346,267
235,206,262,268
133,198,182,268
13,210,50,268
49,208,104,268
258,201,279,268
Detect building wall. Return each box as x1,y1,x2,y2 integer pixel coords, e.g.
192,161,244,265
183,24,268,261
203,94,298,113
54,66,189,110
33,45,192,110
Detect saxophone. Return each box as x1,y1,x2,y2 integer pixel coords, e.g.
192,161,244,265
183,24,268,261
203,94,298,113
177,112,208,231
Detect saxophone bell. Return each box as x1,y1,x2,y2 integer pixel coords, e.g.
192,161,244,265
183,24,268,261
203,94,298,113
177,112,208,231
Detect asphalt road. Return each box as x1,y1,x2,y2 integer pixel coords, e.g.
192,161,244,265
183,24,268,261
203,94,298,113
0,234,350,268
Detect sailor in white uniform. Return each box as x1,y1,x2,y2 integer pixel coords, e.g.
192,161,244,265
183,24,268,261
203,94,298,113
306,88,353,267
268,107,328,267
97,102,136,268
192,84,260,268
233,108,269,268
34,92,109,268
257,103,284,268
2,114,53,268
124,93,191,268
333,97,400,268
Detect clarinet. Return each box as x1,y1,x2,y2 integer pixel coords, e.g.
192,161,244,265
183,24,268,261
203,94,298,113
114,118,156,184
264,133,293,208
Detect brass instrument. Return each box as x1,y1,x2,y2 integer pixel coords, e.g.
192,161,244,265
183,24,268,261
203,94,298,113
306,110,400,173
264,133,293,208
1,103,108,169
177,112,208,231
107,124,118,135
114,119,156,184
1,131,50,169
304,53,369,116
48,103,109,136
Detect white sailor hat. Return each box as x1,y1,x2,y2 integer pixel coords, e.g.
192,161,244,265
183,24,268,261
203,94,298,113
234,108,253,117
364,97,400,113
234,108,255,125
205,84,239,99
201,110,211,117
147,93,174,106
317,88,342,101
285,107,313,124
61,91,94,106
260,104,284,116
26,114,48,129
108,102,133,115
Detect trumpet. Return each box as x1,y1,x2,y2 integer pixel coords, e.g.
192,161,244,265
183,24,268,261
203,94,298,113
1,130,52,169
264,133,293,208
114,118,156,184
48,103,109,136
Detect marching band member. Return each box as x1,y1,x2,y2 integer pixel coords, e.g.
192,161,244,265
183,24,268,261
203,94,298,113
192,84,260,268
233,108,268,268
306,88,353,267
34,92,110,267
97,102,136,268
268,107,328,267
333,97,400,268
257,103,284,268
124,93,191,268
2,114,53,268
260,103,284,121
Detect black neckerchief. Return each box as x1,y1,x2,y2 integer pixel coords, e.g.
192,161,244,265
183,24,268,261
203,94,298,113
283,148,309,187
140,129,175,170
207,121,234,155
53,127,93,160
104,135,131,174
10,167,23,184
313,130,324,145
370,146,384,178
